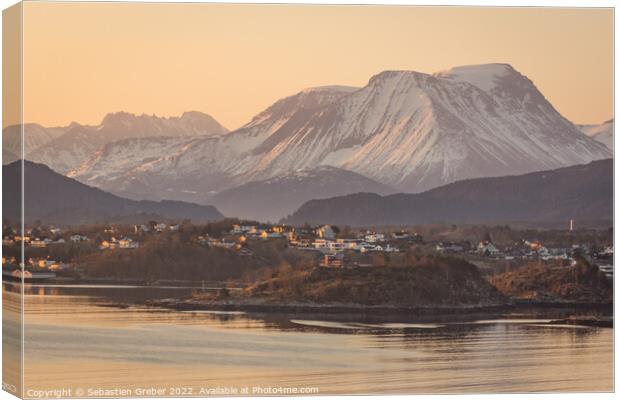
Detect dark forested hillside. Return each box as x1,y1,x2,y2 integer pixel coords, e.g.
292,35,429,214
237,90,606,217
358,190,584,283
284,159,612,227
3,161,224,225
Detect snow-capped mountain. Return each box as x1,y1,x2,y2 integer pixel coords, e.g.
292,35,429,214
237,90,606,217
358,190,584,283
69,86,359,202
38,64,612,221
95,110,229,141
2,123,67,163
578,119,613,151
240,64,610,192
26,111,228,174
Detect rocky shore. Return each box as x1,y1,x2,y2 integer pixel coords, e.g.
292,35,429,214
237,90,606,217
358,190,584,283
143,296,512,316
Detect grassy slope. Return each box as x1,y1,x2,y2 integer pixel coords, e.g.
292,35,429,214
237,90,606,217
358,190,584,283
490,259,612,303
242,256,506,307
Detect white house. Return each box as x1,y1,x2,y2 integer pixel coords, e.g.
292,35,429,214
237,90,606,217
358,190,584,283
364,233,385,243
355,242,376,252
154,223,167,232
384,244,400,253
477,241,500,256
70,234,89,243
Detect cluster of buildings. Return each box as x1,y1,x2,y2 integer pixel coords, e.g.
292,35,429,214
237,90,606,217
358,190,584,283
191,224,423,266
2,227,91,248
500,240,593,262
435,238,613,266
288,226,422,255
99,237,139,250
26,257,70,271
191,224,289,251
1,255,70,274
133,223,179,234
230,224,287,239
6,221,612,277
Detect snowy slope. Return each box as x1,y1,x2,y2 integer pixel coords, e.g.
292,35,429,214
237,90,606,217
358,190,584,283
2,123,67,162
27,111,229,174
70,86,359,202
95,111,229,141
55,64,611,220
242,64,610,192
66,136,205,201
578,119,613,151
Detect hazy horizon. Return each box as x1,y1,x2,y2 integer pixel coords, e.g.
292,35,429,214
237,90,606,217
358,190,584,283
14,3,613,130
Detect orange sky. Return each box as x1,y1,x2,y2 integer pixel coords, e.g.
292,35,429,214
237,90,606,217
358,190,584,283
18,3,613,130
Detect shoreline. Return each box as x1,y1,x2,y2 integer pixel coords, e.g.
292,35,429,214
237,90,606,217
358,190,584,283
143,297,613,317
5,278,612,325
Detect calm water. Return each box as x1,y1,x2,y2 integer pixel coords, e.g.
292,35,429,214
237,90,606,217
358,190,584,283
3,282,614,396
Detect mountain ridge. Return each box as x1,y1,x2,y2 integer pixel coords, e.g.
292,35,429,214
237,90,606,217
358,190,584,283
11,64,612,222
209,166,396,222
10,111,229,174
283,159,613,227
3,160,224,225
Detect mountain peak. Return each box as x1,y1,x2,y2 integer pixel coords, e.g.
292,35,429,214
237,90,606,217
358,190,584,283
100,111,136,126
368,70,433,86
98,110,228,135
300,85,359,94
180,110,210,119
367,64,522,92
439,62,516,75
435,63,521,92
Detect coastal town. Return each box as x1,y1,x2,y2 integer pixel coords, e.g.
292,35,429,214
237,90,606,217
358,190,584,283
1,219,614,282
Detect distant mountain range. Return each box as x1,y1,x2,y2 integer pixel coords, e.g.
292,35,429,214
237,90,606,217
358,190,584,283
3,161,224,226
578,119,613,151
2,111,228,174
3,63,612,222
283,159,613,227
2,123,66,164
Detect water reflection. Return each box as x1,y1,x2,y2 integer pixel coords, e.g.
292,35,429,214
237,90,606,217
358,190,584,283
10,283,614,394
3,281,23,397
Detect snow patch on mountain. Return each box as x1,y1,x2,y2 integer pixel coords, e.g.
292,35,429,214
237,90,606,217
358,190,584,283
435,63,516,92
578,119,613,151
27,111,229,174
2,123,67,162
